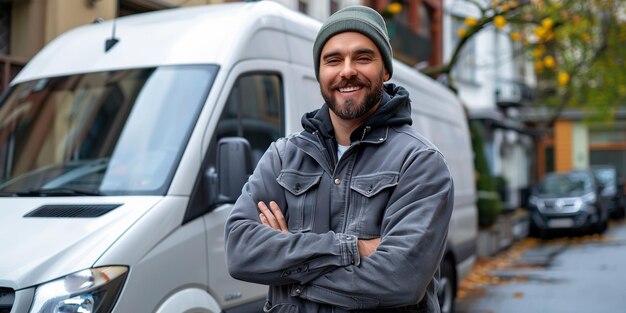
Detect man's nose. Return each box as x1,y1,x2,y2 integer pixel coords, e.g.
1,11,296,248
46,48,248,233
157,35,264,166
340,59,357,78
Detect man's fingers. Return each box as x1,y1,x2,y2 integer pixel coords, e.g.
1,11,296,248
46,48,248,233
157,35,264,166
269,201,288,233
259,213,270,227
258,201,280,230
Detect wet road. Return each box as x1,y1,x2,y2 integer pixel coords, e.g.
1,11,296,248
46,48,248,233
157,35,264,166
456,220,626,313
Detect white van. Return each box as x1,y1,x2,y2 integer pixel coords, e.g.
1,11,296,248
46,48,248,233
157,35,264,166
0,2,476,313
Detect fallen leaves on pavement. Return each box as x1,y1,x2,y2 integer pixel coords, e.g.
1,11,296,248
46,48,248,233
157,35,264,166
457,228,616,300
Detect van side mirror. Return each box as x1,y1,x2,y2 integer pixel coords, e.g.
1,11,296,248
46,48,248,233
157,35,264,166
207,137,253,206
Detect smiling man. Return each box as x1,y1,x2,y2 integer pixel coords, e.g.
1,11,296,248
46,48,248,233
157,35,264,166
225,5,454,313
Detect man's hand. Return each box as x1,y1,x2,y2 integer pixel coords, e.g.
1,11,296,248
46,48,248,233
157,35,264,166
258,201,380,257
258,201,289,233
357,238,380,257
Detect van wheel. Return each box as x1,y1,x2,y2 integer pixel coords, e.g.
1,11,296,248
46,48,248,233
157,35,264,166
438,258,456,313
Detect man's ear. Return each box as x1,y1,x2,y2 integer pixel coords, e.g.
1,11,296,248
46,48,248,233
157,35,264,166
384,70,390,81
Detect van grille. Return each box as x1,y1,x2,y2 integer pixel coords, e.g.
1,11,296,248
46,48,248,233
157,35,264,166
24,204,122,218
0,288,14,313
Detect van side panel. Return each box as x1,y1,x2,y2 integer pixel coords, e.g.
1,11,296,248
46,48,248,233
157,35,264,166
391,63,478,271
94,197,210,313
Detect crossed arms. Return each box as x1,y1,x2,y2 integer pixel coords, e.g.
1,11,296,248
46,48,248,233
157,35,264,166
224,140,454,309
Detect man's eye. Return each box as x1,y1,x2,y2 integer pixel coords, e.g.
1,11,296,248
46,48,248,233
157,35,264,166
326,59,340,65
357,57,372,62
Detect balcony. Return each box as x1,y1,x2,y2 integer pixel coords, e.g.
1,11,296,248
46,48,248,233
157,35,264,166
385,19,432,67
495,80,533,108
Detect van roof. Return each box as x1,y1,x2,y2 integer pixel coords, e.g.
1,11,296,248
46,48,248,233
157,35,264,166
14,1,320,83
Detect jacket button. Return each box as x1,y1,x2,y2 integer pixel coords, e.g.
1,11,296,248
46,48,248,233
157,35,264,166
295,287,302,295
334,178,341,185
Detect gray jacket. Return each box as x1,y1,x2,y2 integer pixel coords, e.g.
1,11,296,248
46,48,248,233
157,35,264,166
225,84,454,313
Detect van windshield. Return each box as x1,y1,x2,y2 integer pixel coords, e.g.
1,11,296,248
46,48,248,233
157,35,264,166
0,65,218,196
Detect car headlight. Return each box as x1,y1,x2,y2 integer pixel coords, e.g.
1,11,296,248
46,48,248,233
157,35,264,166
29,266,127,313
582,192,597,204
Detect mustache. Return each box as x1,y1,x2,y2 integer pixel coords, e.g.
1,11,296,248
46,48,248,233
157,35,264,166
332,77,370,89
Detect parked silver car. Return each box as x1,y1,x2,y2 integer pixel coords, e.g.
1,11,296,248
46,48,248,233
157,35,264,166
528,169,609,236
592,165,625,219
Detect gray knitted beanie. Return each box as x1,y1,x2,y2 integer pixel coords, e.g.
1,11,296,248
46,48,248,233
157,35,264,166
313,5,393,81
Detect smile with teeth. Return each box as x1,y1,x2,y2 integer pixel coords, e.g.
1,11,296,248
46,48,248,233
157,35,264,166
339,86,361,92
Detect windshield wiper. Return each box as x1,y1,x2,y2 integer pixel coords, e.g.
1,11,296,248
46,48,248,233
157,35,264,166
7,187,103,197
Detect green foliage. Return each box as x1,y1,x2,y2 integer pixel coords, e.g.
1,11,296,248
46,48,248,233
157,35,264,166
524,0,626,123
470,121,502,228
422,0,626,124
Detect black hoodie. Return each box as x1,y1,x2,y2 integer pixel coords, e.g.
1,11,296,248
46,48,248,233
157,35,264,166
300,83,412,162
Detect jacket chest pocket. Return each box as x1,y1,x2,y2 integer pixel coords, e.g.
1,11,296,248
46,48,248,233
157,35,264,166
276,170,323,233
349,172,399,238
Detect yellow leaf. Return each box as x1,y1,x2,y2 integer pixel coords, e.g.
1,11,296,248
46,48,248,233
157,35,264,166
387,2,403,15
494,15,506,29
534,26,546,39
464,17,479,27
457,27,468,38
544,55,555,68
510,32,521,41
558,71,570,86
581,34,591,43
535,60,544,73
532,47,544,58
542,18,554,30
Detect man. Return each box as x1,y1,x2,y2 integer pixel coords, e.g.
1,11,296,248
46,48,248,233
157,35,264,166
225,5,453,313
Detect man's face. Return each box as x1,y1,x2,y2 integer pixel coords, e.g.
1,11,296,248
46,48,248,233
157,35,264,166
319,32,390,121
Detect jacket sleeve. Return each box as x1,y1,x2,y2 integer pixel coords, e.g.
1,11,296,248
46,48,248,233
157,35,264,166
295,149,454,309
225,139,360,286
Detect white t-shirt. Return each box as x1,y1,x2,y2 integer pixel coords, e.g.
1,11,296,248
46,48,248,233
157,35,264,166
337,144,349,160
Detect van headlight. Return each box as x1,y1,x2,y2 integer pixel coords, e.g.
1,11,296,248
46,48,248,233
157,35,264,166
529,195,544,209
29,266,128,313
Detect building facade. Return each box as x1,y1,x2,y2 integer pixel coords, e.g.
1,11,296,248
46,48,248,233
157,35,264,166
1,0,445,93
527,109,626,180
0,0,222,94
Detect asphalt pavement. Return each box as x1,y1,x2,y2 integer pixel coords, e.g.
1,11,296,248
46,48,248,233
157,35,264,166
455,219,626,313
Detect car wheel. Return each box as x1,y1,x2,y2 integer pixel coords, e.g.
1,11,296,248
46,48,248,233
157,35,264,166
593,212,608,234
616,200,626,219
438,257,456,313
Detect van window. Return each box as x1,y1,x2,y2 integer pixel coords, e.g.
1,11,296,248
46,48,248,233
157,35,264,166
0,65,218,196
212,73,284,166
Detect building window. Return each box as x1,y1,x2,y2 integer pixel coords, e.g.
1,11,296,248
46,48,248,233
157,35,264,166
298,0,309,15
330,0,339,15
418,3,432,40
0,3,10,55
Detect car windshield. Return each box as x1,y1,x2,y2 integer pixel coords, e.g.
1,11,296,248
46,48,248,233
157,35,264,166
0,65,218,196
537,172,593,197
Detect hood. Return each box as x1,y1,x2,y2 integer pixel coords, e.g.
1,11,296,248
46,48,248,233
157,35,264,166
301,83,412,141
0,196,162,289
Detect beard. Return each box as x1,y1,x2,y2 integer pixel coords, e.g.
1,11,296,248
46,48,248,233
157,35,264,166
321,75,384,120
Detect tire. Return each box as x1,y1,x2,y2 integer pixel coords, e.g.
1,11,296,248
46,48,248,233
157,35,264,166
438,258,456,313
593,209,609,234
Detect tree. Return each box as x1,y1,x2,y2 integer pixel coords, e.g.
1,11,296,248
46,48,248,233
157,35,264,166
416,0,626,125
